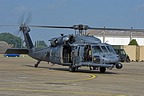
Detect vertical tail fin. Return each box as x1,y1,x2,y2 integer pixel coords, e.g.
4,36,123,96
20,25,34,50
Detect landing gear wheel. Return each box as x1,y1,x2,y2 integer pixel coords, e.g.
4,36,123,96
93,67,96,70
69,65,77,72
100,67,106,73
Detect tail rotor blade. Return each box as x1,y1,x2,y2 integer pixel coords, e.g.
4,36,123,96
25,11,32,25
17,13,25,25
17,11,32,25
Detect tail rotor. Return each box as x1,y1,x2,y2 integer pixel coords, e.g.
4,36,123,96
18,12,32,33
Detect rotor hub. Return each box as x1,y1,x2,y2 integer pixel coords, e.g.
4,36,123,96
73,24,89,30
19,24,30,32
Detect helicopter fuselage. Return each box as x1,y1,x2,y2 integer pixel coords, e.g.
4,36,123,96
27,34,122,73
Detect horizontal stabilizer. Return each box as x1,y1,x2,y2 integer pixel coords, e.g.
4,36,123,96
5,48,29,54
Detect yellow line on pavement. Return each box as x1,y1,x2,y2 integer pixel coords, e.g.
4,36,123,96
0,74,97,84
60,74,97,83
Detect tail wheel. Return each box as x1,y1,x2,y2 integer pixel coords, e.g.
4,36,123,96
100,67,106,73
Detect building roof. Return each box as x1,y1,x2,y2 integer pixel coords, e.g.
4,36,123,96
88,30,144,38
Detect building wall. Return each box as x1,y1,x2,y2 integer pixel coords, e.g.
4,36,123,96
122,45,137,61
136,46,144,61
113,45,144,62
96,36,144,45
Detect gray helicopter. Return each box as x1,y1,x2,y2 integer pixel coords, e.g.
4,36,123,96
5,20,144,73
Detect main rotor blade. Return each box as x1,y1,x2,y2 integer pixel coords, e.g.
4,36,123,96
88,27,144,32
0,25,18,27
30,25,74,29
30,24,144,32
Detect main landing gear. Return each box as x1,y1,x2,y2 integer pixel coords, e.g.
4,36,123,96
90,67,106,73
69,65,78,72
69,65,106,73
34,61,41,68
100,67,106,73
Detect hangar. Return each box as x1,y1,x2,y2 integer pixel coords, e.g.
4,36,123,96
88,30,144,45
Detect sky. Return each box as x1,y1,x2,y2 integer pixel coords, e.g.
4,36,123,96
0,0,144,45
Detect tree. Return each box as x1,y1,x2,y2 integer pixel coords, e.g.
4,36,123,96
0,32,22,48
35,40,47,48
128,39,138,46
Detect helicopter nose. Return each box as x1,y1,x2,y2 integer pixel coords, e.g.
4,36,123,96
102,58,117,63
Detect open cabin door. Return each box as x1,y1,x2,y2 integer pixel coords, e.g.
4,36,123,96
62,45,91,65
62,45,72,64
71,45,85,65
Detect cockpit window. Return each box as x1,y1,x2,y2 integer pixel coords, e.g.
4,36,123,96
101,46,109,52
106,45,116,54
92,46,102,53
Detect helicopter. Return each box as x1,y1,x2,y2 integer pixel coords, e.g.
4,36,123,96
4,17,144,73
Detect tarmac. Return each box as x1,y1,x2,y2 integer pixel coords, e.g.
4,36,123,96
0,55,144,96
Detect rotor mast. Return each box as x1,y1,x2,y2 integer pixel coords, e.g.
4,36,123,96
73,24,88,35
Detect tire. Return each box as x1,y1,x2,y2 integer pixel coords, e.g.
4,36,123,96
100,67,106,73
116,63,123,69
93,67,96,70
69,66,76,72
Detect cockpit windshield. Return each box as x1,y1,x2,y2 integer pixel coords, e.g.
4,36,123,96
92,45,109,53
92,45,116,54
92,46,102,53
101,46,109,52
106,45,116,54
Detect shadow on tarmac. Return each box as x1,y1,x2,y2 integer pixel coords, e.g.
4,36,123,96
24,64,117,74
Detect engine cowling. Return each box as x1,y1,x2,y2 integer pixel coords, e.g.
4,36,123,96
50,35,75,47
50,38,58,47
